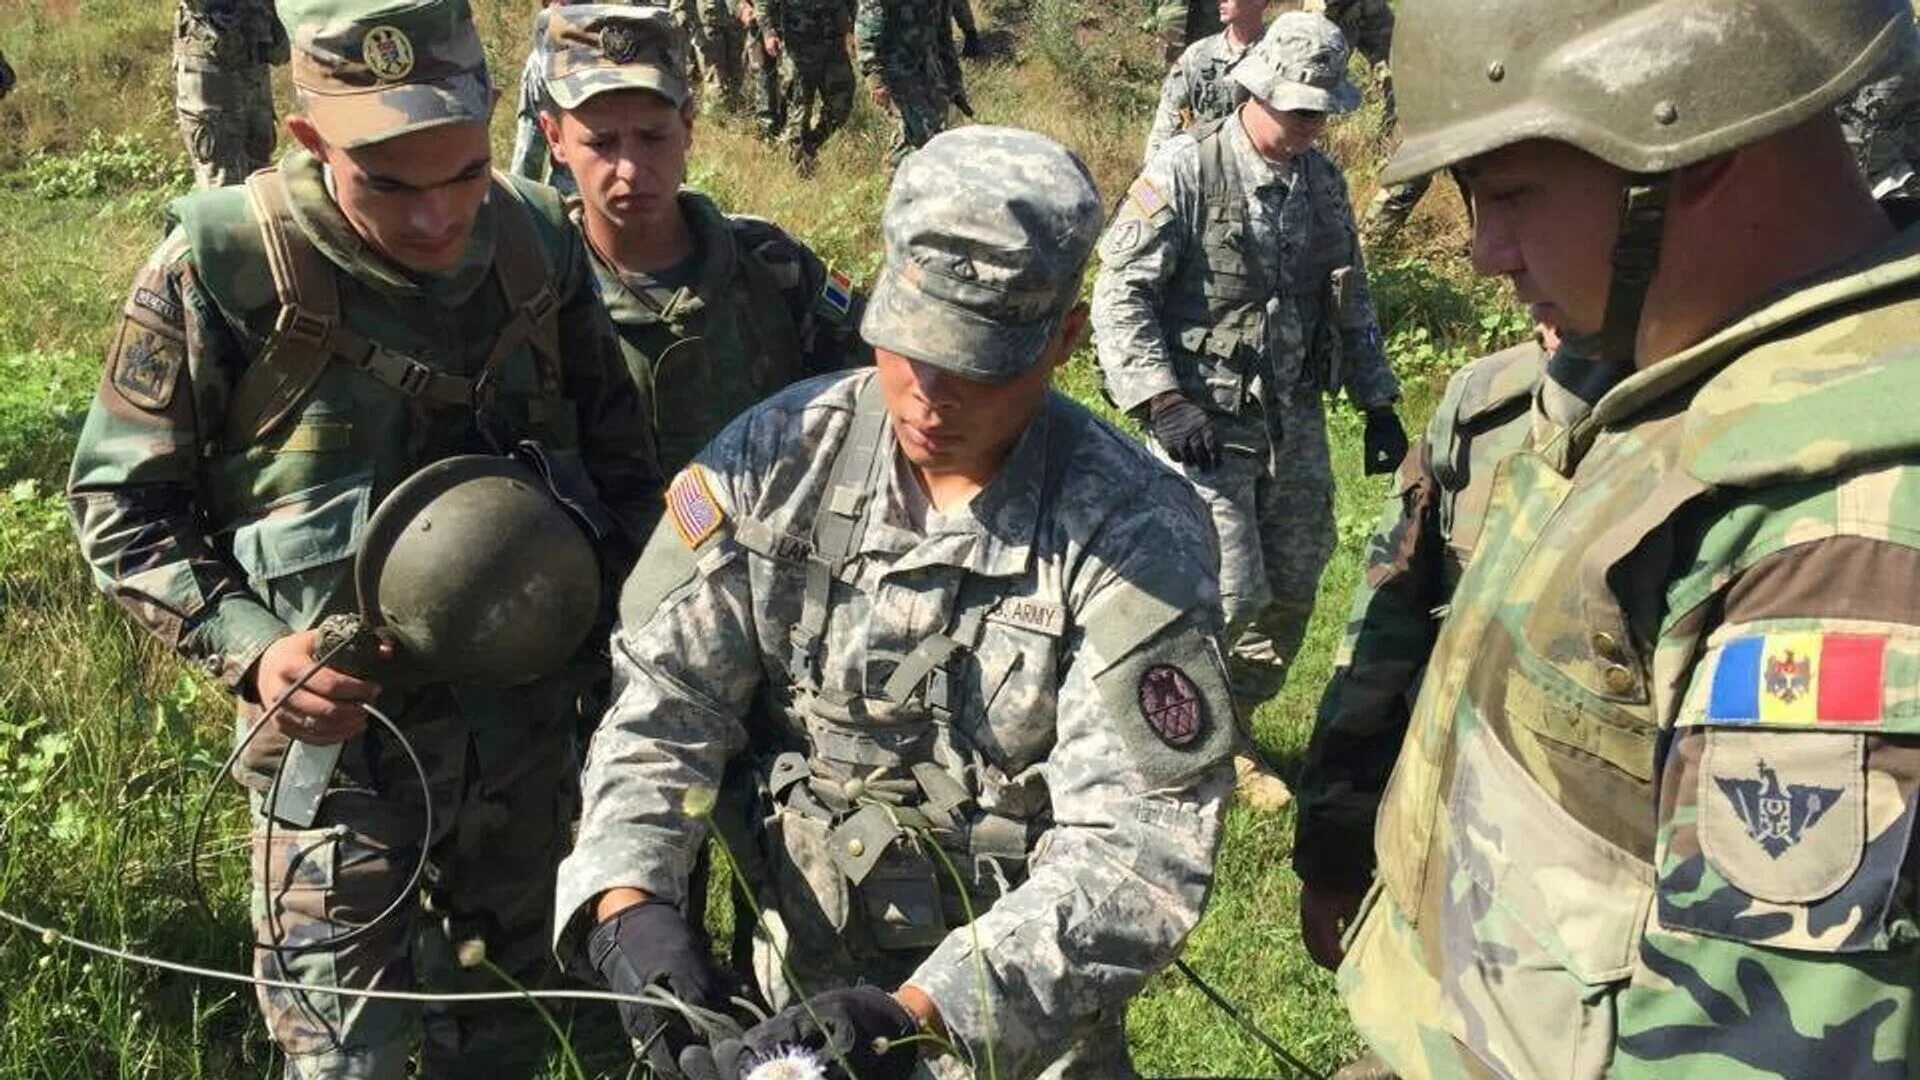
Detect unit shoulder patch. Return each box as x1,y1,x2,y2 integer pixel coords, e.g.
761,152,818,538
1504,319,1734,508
1139,663,1205,748
109,319,186,412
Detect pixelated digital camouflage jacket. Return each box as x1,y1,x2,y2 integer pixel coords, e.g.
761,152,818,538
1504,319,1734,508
66,150,655,698
557,371,1237,1077
1144,29,1254,162
1341,230,1920,1080
1294,340,1543,891
1092,116,1397,418
582,190,867,474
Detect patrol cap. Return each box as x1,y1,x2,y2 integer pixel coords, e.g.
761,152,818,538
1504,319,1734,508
1231,11,1361,115
540,3,692,111
283,0,493,149
860,126,1103,384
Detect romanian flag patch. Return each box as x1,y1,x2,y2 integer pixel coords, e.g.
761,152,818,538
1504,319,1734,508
1706,633,1886,725
665,465,726,550
818,267,854,322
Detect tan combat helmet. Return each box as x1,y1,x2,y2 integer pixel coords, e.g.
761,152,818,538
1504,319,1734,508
1381,0,1918,363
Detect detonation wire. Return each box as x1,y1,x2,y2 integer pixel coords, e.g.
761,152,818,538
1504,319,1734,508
1173,957,1326,1080
185,637,433,957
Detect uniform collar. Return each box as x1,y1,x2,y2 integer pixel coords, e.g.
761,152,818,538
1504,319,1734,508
861,389,1053,580
583,189,735,325
1577,223,1920,451
1227,113,1298,191
282,148,496,305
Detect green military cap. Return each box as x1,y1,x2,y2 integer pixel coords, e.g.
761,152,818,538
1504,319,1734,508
861,126,1104,383
283,0,493,149
539,3,691,111
1232,10,1361,115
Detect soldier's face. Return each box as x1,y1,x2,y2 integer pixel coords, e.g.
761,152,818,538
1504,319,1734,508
1241,99,1326,160
1219,0,1265,22
545,91,693,236
1460,139,1627,337
298,120,494,274
874,305,1087,486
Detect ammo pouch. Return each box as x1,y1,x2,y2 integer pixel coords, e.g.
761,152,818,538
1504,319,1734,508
766,739,1035,955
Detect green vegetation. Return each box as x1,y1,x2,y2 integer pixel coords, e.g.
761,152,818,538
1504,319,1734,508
0,0,1523,1075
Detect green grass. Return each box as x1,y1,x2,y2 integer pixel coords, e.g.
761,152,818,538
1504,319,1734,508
0,0,1522,1075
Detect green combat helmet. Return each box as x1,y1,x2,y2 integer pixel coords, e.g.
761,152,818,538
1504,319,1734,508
353,455,602,687
1381,0,1917,363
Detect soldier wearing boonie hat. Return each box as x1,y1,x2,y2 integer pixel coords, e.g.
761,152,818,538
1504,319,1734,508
560,125,1236,1080
535,3,868,483
1092,9,1406,813
68,0,658,1075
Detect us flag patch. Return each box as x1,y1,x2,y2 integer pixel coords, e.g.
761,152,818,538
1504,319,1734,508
666,465,726,549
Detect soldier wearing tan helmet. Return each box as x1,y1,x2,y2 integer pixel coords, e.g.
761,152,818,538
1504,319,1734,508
1333,2,1920,1078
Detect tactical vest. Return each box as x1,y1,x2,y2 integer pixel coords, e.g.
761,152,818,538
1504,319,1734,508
177,166,576,631
1176,36,1251,133
599,197,807,473
731,382,1082,959
1352,265,1920,1079
1424,342,1541,593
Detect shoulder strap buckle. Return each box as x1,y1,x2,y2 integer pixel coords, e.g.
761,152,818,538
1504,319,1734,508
274,304,333,349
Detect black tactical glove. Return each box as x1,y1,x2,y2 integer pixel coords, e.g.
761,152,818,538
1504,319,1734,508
1362,405,1409,476
679,986,921,1080
1148,392,1220,470
960,30,983,58
589,898,740,1076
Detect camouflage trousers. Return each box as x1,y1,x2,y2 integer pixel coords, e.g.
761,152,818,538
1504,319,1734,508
691,1,747,112
174,9,277,189
780,41,855,162
1362,172,1435,245
1153,393,1335,717
244,686,625,1079
747,33,786,140
950,0,977,38
881,78,948,167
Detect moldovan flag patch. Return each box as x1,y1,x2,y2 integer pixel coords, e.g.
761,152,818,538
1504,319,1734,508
1706,632,1886,725
665,465,725,549
820,268,854,320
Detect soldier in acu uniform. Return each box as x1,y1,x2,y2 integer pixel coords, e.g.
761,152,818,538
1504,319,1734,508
557,126,1236,1080
1093,11,1407,810
174,0,290,188
67,0,657,1074
1334,2,1920,1078
1143,0,1268,162
535,4,867,474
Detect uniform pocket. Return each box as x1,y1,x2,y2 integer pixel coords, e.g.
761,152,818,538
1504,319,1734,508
226,473,372,631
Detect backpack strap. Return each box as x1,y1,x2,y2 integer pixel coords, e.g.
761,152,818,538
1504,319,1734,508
788,376,890,691
222,172,565,446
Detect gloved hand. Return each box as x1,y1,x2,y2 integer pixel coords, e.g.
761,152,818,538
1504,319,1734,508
589,898,741,1076
1148,392,1219,470
679,986,922,1080
1362,405,1409,475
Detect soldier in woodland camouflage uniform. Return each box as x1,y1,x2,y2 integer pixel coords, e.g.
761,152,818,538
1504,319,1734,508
174,0,290,188
1291,330,1625,971
558,126,1234,1080
1336,2,1920,1078
1144,0,1268,161
856,0,949,165
754,0,858,171
68,0,656,1074
1152,0,1221,65
950,0,981,59
1093,12,1406,810
536,4,868,473
508,0,580,194
688,0,748,112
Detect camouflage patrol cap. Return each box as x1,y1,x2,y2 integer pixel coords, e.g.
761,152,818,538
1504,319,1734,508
1231,11,1361,115
539,3,691,111
283,0,493,149
861,127,1103,383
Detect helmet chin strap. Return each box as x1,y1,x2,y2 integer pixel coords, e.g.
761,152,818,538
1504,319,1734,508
1598,173,1674,366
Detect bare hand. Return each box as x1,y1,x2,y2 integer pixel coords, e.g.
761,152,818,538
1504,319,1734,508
869,81,893,111
763,34,783,58
253,629,383,746
1299,880,1367,971
735,0,754,23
